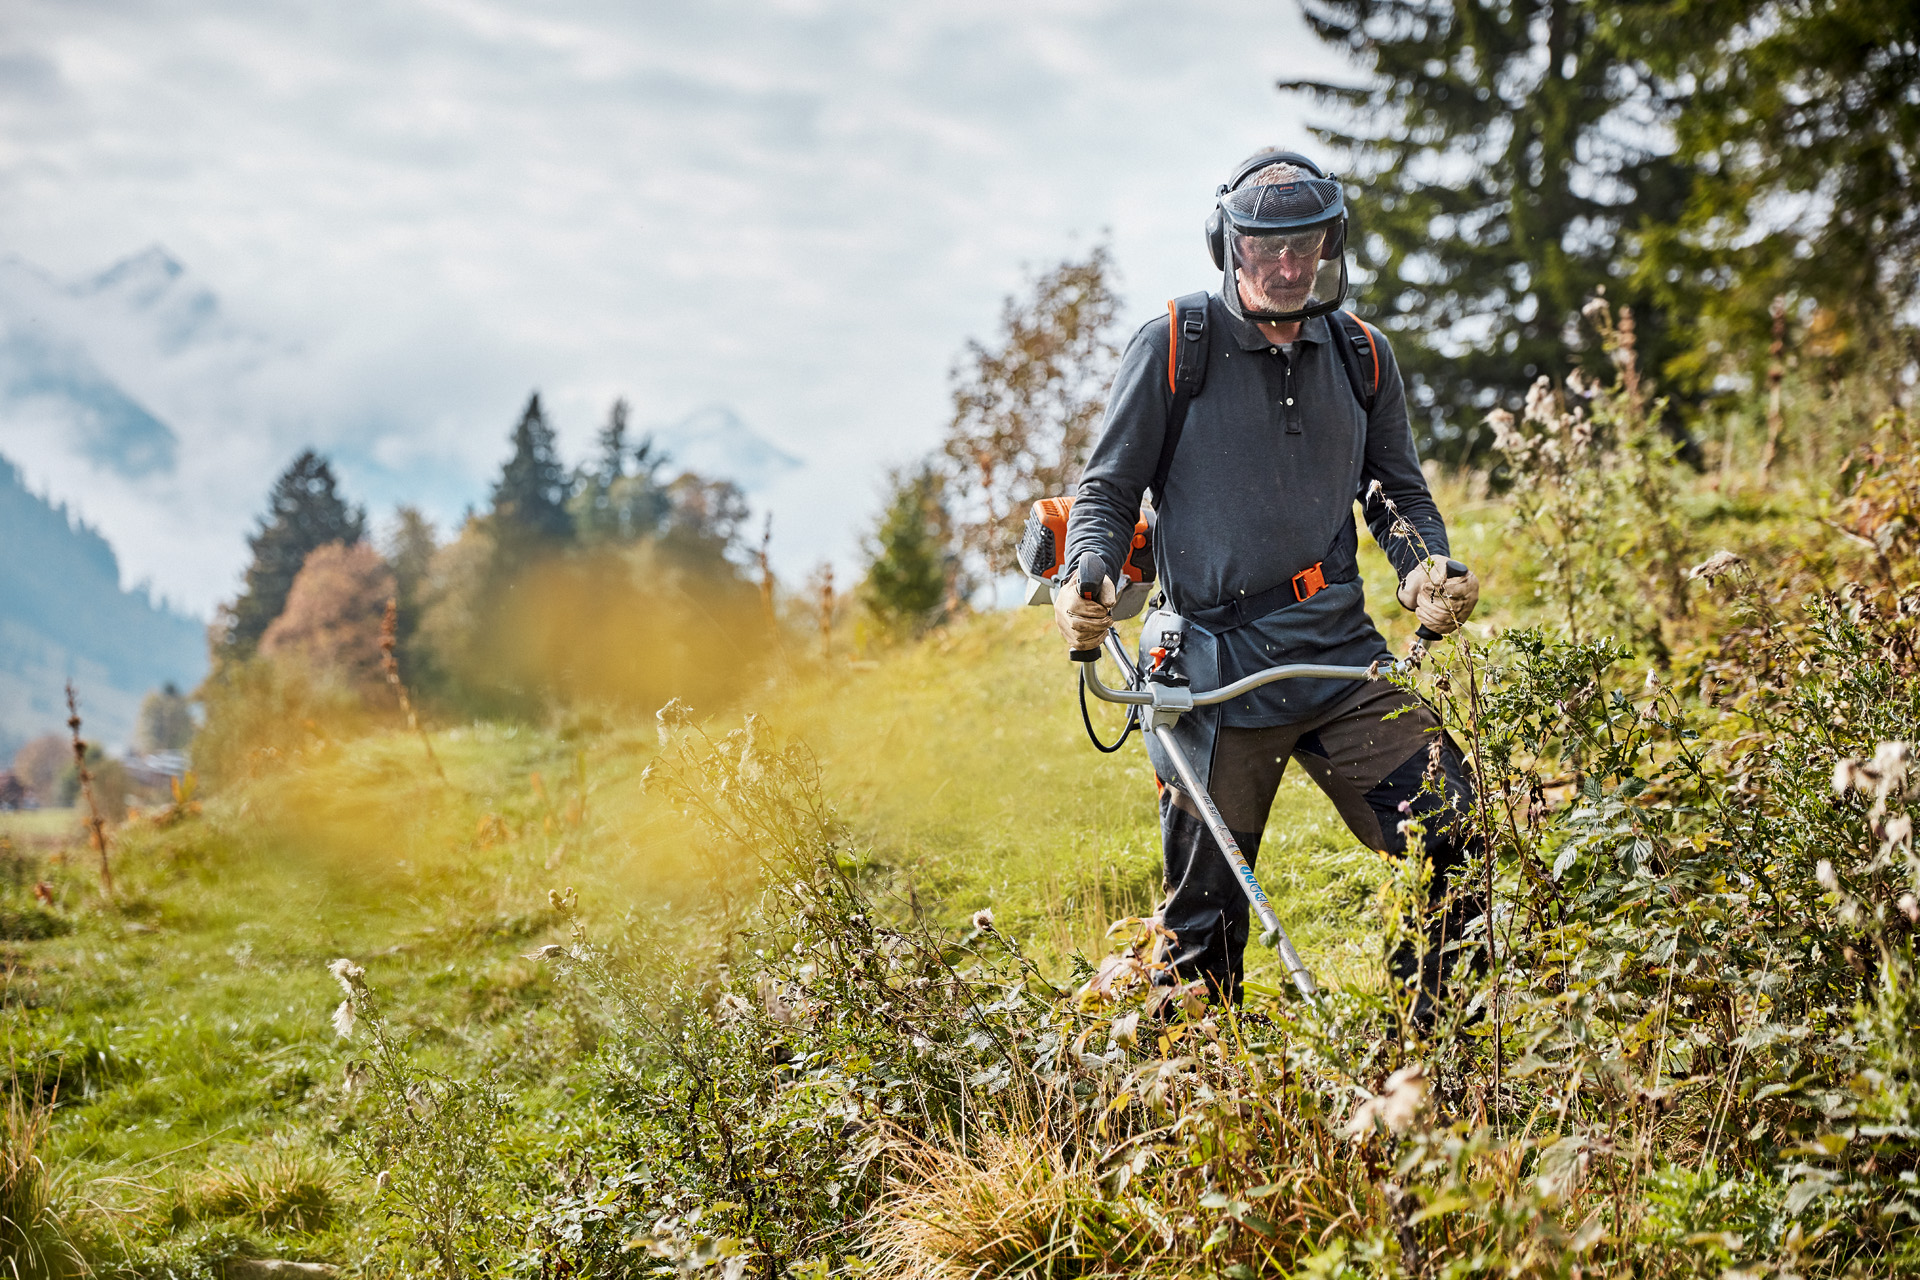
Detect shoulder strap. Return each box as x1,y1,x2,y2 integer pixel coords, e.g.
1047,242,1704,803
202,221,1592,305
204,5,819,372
1329,310,1382,416
1149,292,1212,505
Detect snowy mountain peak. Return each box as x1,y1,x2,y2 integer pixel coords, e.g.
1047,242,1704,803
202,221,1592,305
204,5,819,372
80,244,187,306
651,404,802,494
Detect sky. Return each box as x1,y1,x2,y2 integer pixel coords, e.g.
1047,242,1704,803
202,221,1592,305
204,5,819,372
0,0,1348,617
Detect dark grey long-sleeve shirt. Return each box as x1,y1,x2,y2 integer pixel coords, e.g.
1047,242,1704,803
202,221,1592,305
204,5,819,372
1066,294,1449,726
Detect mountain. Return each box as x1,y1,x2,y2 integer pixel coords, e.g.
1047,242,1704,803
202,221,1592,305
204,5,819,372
0,451,206,757
0,252,183,480
650,404,802,493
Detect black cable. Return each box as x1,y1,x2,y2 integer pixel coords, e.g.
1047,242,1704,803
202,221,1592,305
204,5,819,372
1079,670,1139,753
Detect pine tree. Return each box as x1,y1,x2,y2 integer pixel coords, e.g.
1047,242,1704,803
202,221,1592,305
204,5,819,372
596,398,629,483
861,465,952,636
1283,0,1694,460
490,393,574,550
136,682,195,753
383,506,439,679
1632,0,1920,381
222,450,366,658
573,400,666,543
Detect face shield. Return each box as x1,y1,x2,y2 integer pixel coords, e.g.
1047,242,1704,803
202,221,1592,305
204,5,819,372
1218,177,1349,324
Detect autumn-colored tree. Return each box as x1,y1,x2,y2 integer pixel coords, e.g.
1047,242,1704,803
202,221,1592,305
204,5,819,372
221,450,366,659
260,541,397,698
661,473,750,562
941,246,1120,591
11,734,68,804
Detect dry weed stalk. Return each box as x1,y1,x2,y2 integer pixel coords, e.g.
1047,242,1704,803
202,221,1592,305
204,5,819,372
380,597,446,782
63,682,111,896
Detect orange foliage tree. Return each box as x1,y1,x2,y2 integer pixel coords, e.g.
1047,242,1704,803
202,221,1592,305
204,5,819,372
260,542,397,698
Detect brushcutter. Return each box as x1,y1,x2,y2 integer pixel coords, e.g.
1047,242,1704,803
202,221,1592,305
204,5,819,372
1019,498,1463,1003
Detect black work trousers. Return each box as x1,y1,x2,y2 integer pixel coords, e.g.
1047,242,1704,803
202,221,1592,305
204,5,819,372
1156,678,1484,1018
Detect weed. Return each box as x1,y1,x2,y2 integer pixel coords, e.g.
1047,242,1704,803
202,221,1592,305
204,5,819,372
189,1143,342,1235
0,1091,82,1279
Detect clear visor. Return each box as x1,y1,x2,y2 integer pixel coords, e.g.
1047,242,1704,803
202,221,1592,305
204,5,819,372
1228,226,1344,320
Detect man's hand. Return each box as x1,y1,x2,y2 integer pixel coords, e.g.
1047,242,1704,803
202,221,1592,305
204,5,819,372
1397,558,1480,636
1054,570,1117,652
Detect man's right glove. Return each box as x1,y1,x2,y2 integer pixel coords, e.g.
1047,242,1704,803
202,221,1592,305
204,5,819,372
1054,570,1117,653
1397,557,1481,636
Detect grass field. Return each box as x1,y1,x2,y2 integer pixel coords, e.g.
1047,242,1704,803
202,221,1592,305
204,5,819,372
0,463,1849,1272
0,577,1437,1271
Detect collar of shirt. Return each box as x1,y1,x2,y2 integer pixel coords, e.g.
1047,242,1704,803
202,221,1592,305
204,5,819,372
1220,301,1333,354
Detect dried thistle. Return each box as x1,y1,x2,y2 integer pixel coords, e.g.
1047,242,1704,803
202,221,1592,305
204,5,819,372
65,682,112,895
1346,1063,1429,1138
1689,550,1749,582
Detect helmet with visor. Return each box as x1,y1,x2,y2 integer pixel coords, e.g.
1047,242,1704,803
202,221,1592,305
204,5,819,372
1206,151,1350,324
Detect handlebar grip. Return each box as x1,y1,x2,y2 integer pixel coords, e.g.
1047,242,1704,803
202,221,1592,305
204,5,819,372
1069,551,1109,662
1413,559,1469,645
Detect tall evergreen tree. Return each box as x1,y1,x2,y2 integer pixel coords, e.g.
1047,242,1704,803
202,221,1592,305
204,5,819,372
861,465,952,636
571,399,655,543
490,393,573,548
1633,0,1920,381
1283,0,1693,460
596,398,629,483
222,450,365,658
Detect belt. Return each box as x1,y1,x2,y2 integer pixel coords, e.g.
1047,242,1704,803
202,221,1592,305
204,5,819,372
1185,561,1349,632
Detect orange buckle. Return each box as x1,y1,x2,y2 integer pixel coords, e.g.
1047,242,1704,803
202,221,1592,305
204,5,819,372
1291,562,1328,602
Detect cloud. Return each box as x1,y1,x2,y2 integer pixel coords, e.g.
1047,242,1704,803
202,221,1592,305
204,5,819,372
0,1,1338,613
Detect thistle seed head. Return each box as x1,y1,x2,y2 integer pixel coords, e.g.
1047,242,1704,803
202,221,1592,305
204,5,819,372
331,999,357,1039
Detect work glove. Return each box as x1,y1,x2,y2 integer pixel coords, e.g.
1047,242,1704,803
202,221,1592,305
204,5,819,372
1397,557,1480,636
1054,570,1117,653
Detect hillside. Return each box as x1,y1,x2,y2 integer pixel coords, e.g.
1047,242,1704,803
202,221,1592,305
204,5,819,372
2,382,1915,1276
0,451,206,754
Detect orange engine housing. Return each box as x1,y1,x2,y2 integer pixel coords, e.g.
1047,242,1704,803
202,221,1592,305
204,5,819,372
1016,496,1153,585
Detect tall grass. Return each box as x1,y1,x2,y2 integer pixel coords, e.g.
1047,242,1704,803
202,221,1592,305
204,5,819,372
0,1091,81,1280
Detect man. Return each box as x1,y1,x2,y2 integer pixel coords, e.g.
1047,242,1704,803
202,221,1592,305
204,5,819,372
1056,150,1482,1023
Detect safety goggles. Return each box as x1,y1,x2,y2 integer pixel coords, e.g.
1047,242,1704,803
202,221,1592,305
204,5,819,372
1233,227,1329,262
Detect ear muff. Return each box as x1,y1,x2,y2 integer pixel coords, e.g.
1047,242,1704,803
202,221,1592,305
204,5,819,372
1205,200,1227,271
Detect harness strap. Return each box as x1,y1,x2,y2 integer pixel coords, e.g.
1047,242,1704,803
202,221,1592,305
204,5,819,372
1184,561,1351,632
1150,292,1211,505
1328,310,1383,415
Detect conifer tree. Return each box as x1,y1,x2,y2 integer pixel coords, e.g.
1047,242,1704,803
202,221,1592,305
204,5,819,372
1632,0,1920,380
136,682,195,754
222,450,365,659
1284,0,1692,460
861,465,952,636
490,393,573,549
596,398,629,483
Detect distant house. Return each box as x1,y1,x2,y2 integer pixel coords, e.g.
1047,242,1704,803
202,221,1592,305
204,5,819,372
123,751,190,800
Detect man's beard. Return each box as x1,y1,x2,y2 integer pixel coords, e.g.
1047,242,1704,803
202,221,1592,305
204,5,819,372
1237,268,1314,315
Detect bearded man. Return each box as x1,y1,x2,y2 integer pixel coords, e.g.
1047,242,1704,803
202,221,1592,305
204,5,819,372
1056,149,1483,1025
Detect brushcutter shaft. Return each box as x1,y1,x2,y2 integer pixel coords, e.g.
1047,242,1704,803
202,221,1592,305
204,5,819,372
1149,722,1319,1002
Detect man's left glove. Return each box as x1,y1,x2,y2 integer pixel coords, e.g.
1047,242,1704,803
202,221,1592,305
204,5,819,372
1397,558,1480,636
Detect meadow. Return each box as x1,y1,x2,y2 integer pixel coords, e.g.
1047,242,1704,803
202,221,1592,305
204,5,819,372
6,346,1920,1277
